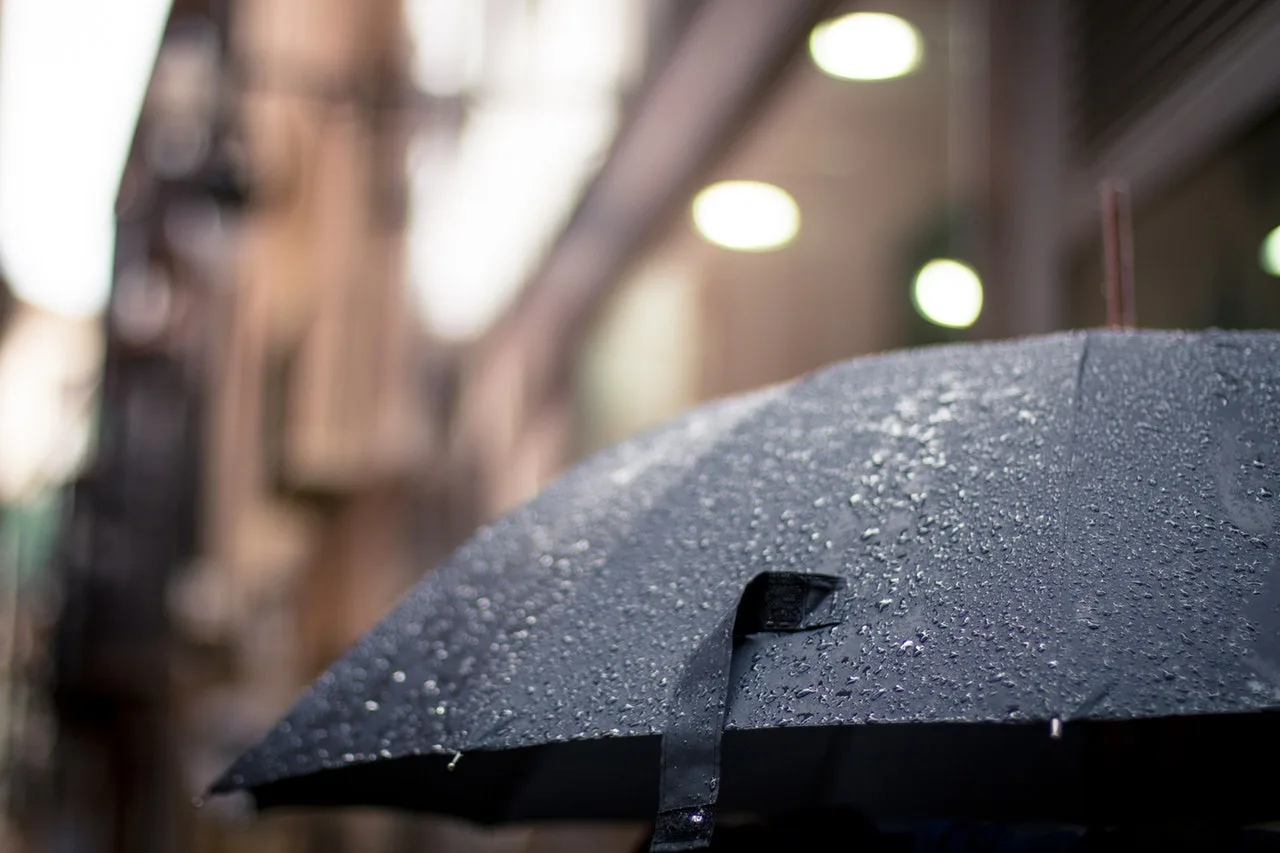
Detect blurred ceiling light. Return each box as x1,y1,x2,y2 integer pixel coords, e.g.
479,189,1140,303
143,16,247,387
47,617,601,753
409,104,619,340
530,0,641,93
691,181,800,252
808,12,922,81
0,311,99,502
0,0,172,319
1260,225,1280,276
406,0,485,97
912,258,983,328
406,0,641,341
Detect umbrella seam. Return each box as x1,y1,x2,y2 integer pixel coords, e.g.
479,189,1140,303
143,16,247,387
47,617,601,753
1058,330,1092,721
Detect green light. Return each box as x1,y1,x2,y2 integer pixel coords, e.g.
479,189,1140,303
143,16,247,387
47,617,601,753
1260,225,1280,277
912,259,983,329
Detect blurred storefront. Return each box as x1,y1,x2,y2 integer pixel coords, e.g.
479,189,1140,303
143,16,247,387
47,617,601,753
2,1,1280,852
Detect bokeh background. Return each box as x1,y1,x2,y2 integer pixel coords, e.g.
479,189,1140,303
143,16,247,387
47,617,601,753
2,0,1280,851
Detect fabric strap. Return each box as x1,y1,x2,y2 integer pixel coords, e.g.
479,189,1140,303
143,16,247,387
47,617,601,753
651,572,849,852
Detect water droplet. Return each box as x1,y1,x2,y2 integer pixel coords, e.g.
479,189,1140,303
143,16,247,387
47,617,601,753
391,671,406,683
364,700,380,711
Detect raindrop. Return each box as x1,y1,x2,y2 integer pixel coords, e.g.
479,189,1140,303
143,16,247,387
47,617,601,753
862,527,881,540
364,700,380,711
392,671,406,683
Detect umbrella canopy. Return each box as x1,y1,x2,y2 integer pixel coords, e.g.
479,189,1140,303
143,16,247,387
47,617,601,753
213,330,1280,846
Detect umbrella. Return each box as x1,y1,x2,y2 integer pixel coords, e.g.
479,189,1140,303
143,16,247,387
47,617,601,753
212,330,1280,849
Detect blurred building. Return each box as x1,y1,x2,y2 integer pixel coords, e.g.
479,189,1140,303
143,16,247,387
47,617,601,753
3,1,1280,852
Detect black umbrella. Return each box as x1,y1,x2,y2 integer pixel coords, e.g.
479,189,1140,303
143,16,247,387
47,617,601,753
212,330,1280,849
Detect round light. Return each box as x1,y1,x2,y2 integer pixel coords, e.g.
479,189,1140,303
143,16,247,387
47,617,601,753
912,258,983,328
809,12,922,81
1260,225,1280,276
691,181,800,252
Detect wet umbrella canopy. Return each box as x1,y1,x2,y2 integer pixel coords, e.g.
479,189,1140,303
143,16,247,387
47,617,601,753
214,331,1280,847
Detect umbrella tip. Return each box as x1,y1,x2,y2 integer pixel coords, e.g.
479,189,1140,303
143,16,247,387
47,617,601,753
447,750,463,771
1099,179,1136,330
1049,716,1063,740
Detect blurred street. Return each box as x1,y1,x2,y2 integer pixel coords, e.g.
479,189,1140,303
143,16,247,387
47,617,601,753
2,0,1280,851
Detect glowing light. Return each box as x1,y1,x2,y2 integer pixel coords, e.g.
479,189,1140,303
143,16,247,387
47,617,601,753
691,181,800,252
408,105,619,340
405,0,637,341
0,311,100,501
1260,225,1280,277
405,0,484,97
912,258,983,328
808,12,922,81
0,0,172,318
